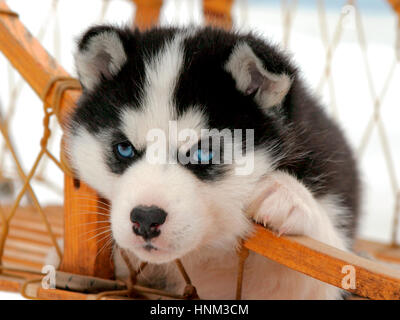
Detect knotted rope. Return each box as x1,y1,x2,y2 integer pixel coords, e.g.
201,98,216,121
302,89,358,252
0,76,80,275
40,76,81,177
0,8,18,18
95,247,200,300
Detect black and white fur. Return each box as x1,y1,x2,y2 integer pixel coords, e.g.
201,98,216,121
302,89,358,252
65,25,360,299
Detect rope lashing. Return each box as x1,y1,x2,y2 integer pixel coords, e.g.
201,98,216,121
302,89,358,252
175,259,199,299
40,76,81,177
236,240,249,300
41,76,81,123
110,246,200,300
0,9,19,18
105,241,249,300
118,247,148,298
0,76,80,269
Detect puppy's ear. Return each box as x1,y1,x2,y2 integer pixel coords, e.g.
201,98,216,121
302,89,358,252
225,42,292,109
75,26,127,91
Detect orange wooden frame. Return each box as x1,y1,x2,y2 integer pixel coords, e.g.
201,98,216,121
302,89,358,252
1,0,400,300
0,1,113,279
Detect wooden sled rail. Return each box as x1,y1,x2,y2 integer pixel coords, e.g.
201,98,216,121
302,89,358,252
0,1,79,127
245,225,400,300
1,1,400,300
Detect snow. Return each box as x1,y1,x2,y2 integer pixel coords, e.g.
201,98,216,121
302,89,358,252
0,0,399,300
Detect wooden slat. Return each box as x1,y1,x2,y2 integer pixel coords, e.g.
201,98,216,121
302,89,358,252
12,211,64,229
4,248,45,264
132,0,163,31
0,206,62,272
36,287,92,300
12,213,64,226
355,239,400,264
5,234,53,247
5,243,47,258
0,275,92,299
0,275,122,300
61,178,114,279
245,225,400,300
0,272,130,300
203,0,234,29
2,256,43,271
9,222,63,237
9,217,63,236
6,238,56,255
0,2,114,279
0,2,78,127
8,207,64,236
8,228,56,245
0,275,23,293
1,261,42,273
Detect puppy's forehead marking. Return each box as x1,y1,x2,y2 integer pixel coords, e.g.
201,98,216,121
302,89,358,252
121,32,207,150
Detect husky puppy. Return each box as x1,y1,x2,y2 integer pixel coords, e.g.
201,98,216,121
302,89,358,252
66,25,360,299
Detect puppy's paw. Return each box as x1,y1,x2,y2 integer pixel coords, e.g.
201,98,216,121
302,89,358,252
251,171,320,237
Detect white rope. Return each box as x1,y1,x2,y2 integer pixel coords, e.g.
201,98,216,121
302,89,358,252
280,0,297,49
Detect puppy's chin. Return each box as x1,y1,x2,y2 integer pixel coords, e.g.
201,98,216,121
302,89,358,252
128,244,186,264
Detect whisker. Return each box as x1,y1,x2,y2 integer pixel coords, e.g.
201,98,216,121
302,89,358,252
86,229,112,241
96,238,114,258
69,194,109,201
70,192,103,197
75,204,111,212
74,211,110,217
96,233,111,243
71,196,111,208
72,220,110,229
74,210,110,215
97,240,112,258
70,193,110,202
85,233,111,246
79,226,111,239
71,192,108,198
94,232,113,245
95,233,112,244
79,229,111,240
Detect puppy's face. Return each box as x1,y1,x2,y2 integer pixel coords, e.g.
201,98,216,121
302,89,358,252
67,26,293,263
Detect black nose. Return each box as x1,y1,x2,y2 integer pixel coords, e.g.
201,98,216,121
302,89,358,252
130,206,167,240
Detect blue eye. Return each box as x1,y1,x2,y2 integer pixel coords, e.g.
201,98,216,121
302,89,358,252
116,142,134,159
193,149,214,163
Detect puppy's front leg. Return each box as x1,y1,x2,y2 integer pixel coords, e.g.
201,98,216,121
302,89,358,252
249,170,348,251
247,170,350,299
